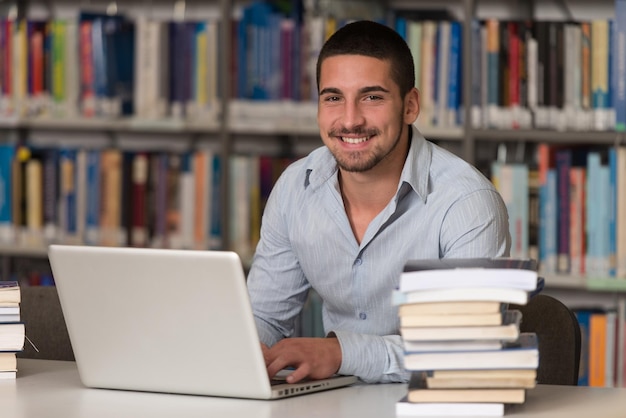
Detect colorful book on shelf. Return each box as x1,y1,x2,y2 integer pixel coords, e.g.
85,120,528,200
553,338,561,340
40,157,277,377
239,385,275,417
589,310,608,387
400,310,521,343
425,369,537,389
402,332,539,371
569,166,586,276
130,152,149,247
591,19,610,130
609,148,618,277
491,163,529,259
0,144,14,242
537,143,557,274
555,148,571,274
616,0,626,131
400,258,538,292
42,148,59,242
406,372,526,404
396,396,504,417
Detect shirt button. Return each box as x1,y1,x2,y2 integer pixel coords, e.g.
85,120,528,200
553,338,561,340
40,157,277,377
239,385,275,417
354,258,362,266
359,312,367,320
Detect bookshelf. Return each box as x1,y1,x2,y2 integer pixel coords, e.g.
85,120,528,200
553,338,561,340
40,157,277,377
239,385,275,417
0,0,624,385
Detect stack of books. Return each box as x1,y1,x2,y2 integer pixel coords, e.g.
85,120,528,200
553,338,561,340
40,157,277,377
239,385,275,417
0,281,25,380
393,258,542,417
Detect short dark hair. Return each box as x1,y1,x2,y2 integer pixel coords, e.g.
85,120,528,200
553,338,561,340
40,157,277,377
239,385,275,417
316,20,416,97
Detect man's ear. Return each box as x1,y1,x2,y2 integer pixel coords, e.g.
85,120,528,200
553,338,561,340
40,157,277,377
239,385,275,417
404,87,420,125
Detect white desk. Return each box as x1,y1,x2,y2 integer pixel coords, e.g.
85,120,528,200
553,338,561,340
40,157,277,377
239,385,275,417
1,359,626,418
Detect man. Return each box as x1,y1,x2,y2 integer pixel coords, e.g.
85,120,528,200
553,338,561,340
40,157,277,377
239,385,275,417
247,20,510,384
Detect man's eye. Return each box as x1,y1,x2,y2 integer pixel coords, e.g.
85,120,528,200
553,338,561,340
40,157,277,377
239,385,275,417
365,95,382,101
324,96,341,102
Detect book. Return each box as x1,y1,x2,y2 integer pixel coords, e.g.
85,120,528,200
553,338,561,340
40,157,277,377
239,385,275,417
393,287,530,306
398,301,503,316
0,352,17,371
407,372,526,403
425,369,537,389
396,396,504,417
400,311,503,327
0,322,25,351
0,281,20,303
400,258,538,292
403,339,504,353
0,304,20,323
403,332,539,371
400,310,521,342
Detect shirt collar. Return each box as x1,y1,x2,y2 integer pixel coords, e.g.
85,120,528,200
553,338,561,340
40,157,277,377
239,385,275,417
400,125,430,203
303,124,431,204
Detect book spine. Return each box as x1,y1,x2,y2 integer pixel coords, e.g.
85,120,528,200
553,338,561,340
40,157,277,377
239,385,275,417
616,1,626,131
576,309,592,386
209,153,222,249
486,19,499,128
179,152,194,249
555,149,571,274
85,149,100,245
586,152,601,275
609,148,618,276
471,19,482,127
589,311,608,387
79,20,95,117
569,166,586,276
446,20,461,127
130,152,148,247
592,20,610,130
0,144,14,242
617,147,626,278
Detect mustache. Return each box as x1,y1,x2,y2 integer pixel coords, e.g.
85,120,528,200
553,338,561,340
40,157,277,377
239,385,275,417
328,127,380,137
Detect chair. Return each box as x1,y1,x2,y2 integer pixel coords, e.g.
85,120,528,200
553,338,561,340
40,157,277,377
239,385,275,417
17,286,75,361
510,294,581,385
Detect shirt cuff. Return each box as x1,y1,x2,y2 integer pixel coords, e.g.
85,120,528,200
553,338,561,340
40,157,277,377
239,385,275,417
330,329,390,383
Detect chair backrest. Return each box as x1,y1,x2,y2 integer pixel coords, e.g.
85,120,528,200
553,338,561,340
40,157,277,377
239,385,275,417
510,294,581,385
17,286,75,361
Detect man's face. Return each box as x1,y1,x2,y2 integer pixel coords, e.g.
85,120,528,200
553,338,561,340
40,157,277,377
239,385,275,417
317,54,415,173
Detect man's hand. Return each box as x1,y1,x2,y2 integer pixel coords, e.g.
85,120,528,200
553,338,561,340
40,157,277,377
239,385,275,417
263,337,342,383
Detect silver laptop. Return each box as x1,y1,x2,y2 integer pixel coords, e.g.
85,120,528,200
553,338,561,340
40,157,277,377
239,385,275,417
48,245,357,399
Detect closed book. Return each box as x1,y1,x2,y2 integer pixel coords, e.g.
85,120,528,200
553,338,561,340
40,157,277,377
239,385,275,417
404,339,503,353
0,352,17,371
0,322,25,351
400,310,521,342
0,282,20,303
398,301,503,316
393,287,530,305
407,373,526,404
403,332,539,371
396,396,504,417
0,304,20,323
400,311,503,327
426,369,537,389
400,258,538,292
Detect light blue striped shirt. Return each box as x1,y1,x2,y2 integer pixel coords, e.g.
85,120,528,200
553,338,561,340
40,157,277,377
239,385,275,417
247,126,510,383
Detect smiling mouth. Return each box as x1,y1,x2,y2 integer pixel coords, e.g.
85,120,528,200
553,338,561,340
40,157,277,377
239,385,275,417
341,136,371,144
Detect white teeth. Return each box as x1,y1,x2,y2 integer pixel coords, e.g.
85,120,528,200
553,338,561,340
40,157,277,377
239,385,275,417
341,136,369,144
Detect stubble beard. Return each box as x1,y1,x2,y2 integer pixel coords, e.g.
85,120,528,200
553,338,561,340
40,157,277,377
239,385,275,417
330,113,406,173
